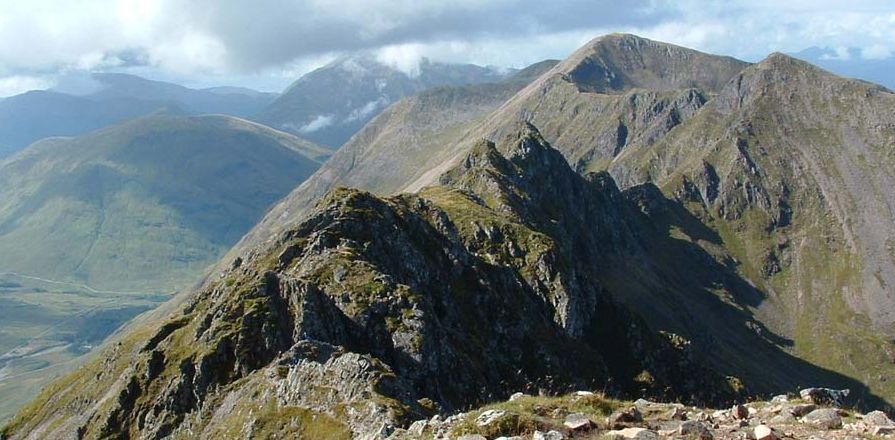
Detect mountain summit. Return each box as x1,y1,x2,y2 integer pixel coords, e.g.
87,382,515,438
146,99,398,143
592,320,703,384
556,33,748,94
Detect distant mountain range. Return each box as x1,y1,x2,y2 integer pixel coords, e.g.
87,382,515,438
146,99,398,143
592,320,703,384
255,56,510,147
9,34,895,439
0,74,278,159
0,60,513,158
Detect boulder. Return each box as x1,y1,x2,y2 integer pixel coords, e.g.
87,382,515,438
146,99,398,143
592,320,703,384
872,426,895,436
754,424,777,440
604,427,660,440
667,406,688,421
769,412,797,425
563,413,594,432
803,408,843,429
864,410,894,427
634,398,654,408
799,387,850,407
475,409,506,426
532,430,565,440
766,404,784,414
508,392,526,401
789,403,817,417
678,420,713,439
457,436,487,440
608,406,643,429
731,404,749,420
407,419,427,436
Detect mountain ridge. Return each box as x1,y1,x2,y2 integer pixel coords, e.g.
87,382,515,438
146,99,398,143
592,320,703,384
220,34,895,408
6,33,895,439
256,55,510,147
0,74,278,159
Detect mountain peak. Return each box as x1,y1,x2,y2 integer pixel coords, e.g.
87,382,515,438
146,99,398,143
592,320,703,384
495,120,550,157
758,51,816,71
553,33,749,94
580,32,658,50
446,121,561,184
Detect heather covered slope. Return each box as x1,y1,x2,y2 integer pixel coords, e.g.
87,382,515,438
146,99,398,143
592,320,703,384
2,124,879,440
0,114,330,292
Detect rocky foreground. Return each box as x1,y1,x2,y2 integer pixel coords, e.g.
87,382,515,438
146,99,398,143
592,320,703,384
391,388,895,440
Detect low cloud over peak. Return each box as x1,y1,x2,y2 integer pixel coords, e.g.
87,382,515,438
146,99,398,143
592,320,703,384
1,1,894,96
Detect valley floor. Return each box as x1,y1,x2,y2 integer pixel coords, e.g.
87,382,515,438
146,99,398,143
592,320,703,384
0,273,166,423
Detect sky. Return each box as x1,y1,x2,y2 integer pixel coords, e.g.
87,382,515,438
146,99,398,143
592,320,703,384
1,0,894,96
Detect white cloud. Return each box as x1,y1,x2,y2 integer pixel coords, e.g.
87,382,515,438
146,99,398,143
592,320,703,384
862,44,892,60
345,98,390,122
820,46,853,61
376,44,426,77
0,0,894,92
0,75,56,97
296,115,335,134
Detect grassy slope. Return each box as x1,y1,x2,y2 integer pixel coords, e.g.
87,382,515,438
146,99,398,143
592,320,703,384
0,115,330,421
0,114,329,292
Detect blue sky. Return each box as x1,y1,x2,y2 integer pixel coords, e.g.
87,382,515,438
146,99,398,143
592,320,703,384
1,0,894,96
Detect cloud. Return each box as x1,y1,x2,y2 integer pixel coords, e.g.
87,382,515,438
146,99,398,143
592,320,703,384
345,98,390,123
295,114,335,134
0,0,661,75
862,44,892,60
0,0,894,95
0,75,56,97
183,0,662,70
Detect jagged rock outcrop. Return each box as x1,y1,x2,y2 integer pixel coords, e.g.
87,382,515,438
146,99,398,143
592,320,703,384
2,124,745,440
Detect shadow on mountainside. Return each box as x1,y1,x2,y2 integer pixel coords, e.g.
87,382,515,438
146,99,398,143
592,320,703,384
612,182,888,412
